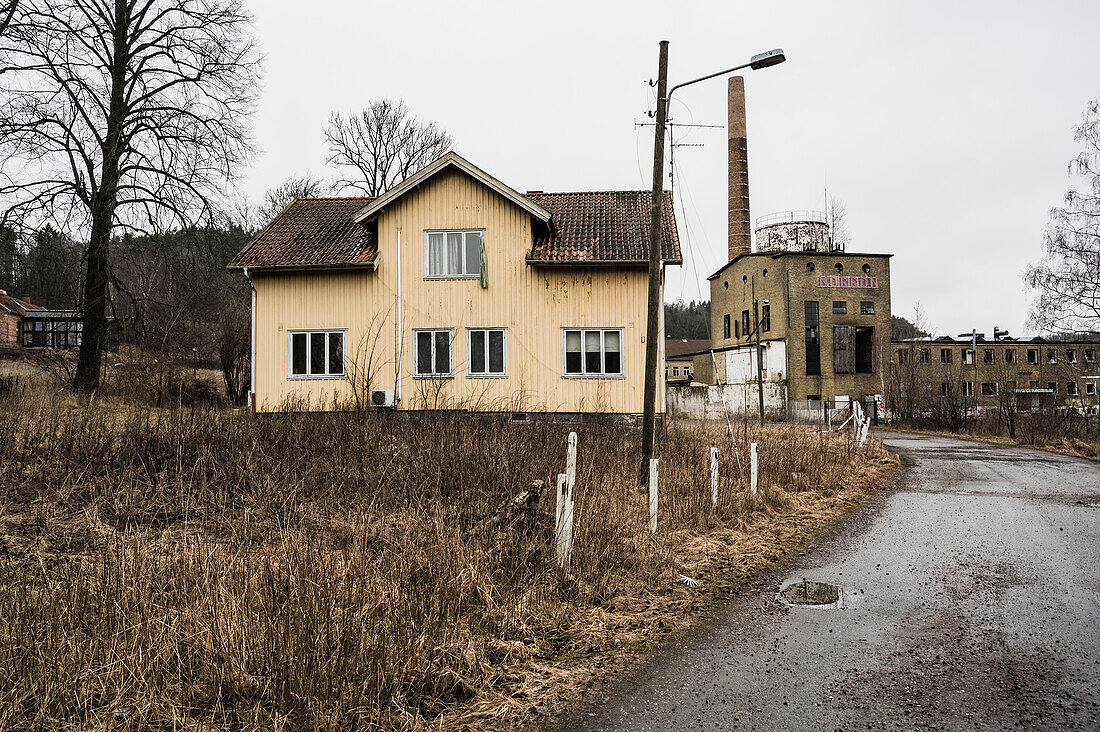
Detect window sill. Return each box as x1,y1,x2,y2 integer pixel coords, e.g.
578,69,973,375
424,275,481,281
412,374,455,379
562,374,626,380
466,373,508,379
287,374,347,380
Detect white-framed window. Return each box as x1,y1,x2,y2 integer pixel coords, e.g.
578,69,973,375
1027,348,1039,364
562,328,623,378
288,329,346,378
414,328,454,377
1068,381,1079,396
962,349,974,365
981,382,998,396
425,229,483,279
962,381,974,397
673,366,680,376
1086,382,1096,396
467,328,507,377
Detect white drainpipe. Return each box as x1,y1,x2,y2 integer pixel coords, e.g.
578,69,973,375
396,228,402,403
244,267,256,411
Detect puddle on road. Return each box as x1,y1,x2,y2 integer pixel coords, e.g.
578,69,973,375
778,579,859,609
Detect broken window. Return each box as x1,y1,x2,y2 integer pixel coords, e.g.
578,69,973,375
983,349,994,364
1004,349,1016,364
1085,349,1096,363
1048,381,1057,394
897,349,910,365
833,326,874,374
860,301,874,315
1027,348,1039,364
741,310,750,338
981,382,997,396
1067,349,1077,364
1068,381,1079,396
963,382,974,398
941,348,952,364
723,314,731,339
761,304,771,333
919,348,931,364
832,301,847,314
805,301,820,376
962,349,974,365
1047,349,1057,364
855,327,874,373
1086,382,1096,396
941,382,951,397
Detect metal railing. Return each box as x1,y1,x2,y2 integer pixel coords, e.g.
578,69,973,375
755,210,828,228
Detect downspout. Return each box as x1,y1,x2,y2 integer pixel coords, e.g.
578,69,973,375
395,228,402,404
244,267,256,414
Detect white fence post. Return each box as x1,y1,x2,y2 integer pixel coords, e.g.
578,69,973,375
750,442,759,495
555,473,573,571
649,458,659,534
566,431,577,494
710,447,719,509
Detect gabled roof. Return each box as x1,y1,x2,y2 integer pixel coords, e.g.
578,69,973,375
228,197,377,271
526,190,681,265
665,338,710,359
0,290,44,317
352,152,551,225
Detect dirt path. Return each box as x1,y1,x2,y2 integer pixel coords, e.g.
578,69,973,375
559,432,1100,730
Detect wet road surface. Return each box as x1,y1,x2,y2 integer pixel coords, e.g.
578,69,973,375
562,432,1100,730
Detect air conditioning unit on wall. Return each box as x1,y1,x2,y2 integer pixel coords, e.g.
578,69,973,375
370,389,395,408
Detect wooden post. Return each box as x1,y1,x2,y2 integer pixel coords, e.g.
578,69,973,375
648,458,659,534
555,473,574,571
710,447,719,509
566,431,577,496
750,442,759,495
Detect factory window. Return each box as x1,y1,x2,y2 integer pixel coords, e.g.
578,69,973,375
562,328,623,377
1008,380,1016,395
1048,382,1057,394
288,329,346,378
832,301,847,314
673,366,680,377
941,348,952,364
414,328,454,377
467,328,507,377
735,318,740,338
833,325,874,374
862,263,871,274
742,274,748,284
919,348,931,364
741,310,750,338
762,268,769,277
761,304,771,332
1068,382,1079,396
897,349,910,365
1029,380,1039,388
723,280,728,290
1067,349,1077,364
941,382,953,397
806,262,815,271
1004,349,1016,364
962,349,974,365
1047,349,1057,364
962,382,974,398
1086,382,1096,396
723,314,731,339
835,263,843,272
860,301,875,315
983,349,994,364
1086,349,1096,363
981,382,998,396
1027,348,1039,364
805,301,820,376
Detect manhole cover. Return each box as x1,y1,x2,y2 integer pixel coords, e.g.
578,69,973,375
780,579,842,607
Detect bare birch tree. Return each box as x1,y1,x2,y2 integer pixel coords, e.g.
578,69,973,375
325,99,453,196
256,174,329,225
0,0,260,392
1026,95,1100,335
827,195,850,251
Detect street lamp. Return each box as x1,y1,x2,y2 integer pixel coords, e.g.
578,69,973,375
639,42,786,483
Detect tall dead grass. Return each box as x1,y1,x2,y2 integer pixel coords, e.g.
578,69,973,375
0,398,892,730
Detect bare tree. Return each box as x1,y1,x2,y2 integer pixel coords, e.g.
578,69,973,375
0,2,16,36
827,195,850,250
257,173,329,226
1026,95,1100,335
0,0,261,393
325,99,453,196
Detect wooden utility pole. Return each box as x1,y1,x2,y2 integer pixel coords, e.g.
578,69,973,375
753,278,765,425
640,40,669,485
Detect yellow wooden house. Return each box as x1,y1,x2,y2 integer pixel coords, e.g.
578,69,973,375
229,153,681,415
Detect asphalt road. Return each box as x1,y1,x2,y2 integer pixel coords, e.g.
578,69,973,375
563,432,1100,731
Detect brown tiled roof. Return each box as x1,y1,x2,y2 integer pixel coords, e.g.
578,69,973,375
665,338,710,359
526,191,681,265
0,290,44,316
228,197,377,270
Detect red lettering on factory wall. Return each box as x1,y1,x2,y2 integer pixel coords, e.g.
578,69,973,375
816,275,878,289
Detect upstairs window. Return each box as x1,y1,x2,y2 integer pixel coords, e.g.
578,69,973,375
761,304,771,333
860,301,875,315
563,328,622,377
741,310,750,338
1085,349,1096,363
981,382,998,396
1004,349,1016,364
1047,349,1057,364
1067,349,1078,364
832,301,847,314
425,230,483,278
963,382,974,398
919,348,931,364
723,314,731,339
941,348,952,364
1027,348,1039,364
289,330,345,378
415,328,454,376
983,349,995,364
897,349,910,365
962,349,974,365
1068,381,1079,396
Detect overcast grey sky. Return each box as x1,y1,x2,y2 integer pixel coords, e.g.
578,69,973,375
243,0,1099,337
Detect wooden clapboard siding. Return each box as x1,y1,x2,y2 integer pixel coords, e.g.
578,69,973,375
252,168,658,413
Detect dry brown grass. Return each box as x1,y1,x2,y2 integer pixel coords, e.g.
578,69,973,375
0,396,897,730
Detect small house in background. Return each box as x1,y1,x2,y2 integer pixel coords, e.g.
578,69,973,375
664,338,709,384
0,290,44,346
0,289,106,350
230,152,681,415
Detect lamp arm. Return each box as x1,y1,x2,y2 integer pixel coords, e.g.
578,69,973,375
664,60,754,106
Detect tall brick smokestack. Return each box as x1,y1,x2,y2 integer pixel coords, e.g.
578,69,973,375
728,76,750,261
